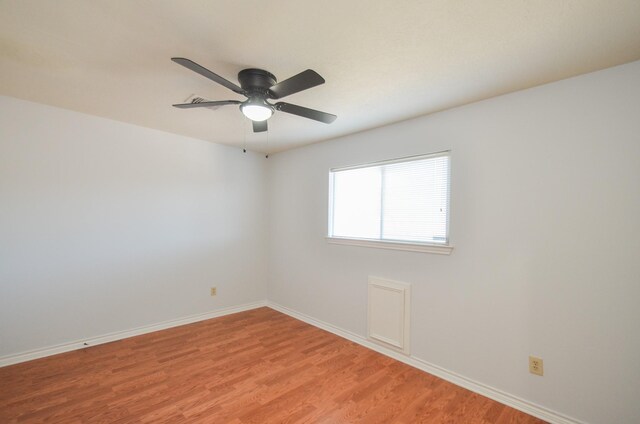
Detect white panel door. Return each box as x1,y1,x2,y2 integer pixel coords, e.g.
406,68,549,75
368,277,411,354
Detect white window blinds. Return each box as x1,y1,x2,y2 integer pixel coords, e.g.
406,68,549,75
329,152,450,245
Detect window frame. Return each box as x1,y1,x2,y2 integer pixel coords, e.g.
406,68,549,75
327,151,453,255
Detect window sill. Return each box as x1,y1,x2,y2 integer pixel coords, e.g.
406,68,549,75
326,237,453,255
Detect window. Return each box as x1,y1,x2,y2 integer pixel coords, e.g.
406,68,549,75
328,152,451,254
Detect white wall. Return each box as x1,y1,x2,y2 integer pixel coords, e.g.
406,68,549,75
267,61,640,424
0,96,268,357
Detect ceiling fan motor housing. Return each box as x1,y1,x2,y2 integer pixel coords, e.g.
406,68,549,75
237,69,277,120
237,68,277,93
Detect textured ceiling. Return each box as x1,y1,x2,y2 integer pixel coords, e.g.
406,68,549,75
1,1,639,153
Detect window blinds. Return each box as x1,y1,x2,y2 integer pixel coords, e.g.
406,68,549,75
329,152,450,245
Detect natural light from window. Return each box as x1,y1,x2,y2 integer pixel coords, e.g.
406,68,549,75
329,152,450,246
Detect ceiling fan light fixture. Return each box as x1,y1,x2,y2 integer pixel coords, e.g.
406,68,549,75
171,58,336,131
241,100,273,122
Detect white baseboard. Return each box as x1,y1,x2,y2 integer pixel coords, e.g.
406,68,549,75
0,300,267,368
266,301,585,424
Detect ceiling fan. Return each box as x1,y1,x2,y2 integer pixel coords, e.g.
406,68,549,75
171,58,336,133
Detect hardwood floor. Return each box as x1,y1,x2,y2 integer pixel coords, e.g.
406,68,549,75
0,307,546,423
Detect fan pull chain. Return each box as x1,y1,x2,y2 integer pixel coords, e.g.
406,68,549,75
265,128,269,159
242,116,248,153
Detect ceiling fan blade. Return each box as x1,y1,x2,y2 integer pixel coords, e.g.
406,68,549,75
172,58,244,94
275,102,336,124
172,100,242,109
253,120,268,133
268,70,325,99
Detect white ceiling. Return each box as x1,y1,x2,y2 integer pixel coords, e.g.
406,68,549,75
1,1,639,153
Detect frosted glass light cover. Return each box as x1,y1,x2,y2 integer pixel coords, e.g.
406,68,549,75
241,105,273,121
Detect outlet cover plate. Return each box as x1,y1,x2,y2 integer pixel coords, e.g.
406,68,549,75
529,356,544,376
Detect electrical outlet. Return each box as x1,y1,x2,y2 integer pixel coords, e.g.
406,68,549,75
210,287,217,297
529,356,544,376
